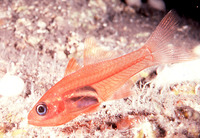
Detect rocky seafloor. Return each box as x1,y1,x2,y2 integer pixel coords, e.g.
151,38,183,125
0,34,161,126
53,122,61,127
0,0,200,137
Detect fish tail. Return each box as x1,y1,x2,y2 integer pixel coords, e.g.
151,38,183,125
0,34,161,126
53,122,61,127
144,10,197,64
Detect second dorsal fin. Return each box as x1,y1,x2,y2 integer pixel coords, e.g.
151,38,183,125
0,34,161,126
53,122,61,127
84,37,123,65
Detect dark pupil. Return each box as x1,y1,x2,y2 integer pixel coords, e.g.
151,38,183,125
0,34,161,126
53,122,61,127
36,103,47,116
38,106,45,112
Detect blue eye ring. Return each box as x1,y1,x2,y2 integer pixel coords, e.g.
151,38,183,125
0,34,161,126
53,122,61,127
36,102,47,116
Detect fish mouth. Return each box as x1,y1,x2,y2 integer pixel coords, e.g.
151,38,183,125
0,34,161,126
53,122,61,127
28,119,39,126
28,117,47,127
27,109,43,126
28,112,62,127
27,114,39,126
28,118,62,127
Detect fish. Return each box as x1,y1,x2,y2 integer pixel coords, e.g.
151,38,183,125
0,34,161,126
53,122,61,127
28,10,194,126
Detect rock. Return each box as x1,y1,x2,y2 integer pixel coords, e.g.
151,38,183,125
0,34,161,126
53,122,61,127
0,74,25,97
57,51,66,60
26,36,41,46
37,20,47,29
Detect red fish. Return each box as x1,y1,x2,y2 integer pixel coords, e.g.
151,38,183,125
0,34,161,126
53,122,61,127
28,11,192,126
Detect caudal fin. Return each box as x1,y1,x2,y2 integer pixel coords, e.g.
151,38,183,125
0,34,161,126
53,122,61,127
145,10,197,64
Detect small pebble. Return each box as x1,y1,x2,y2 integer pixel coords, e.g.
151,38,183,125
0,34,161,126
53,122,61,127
37,20,46,29
26,36,41,46
55,16,65,27
193,44,200,56
195,84,200,96
57,51,66,60
0,74,24,97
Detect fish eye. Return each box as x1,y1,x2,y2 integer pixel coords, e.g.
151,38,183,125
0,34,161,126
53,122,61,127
36,102,47,116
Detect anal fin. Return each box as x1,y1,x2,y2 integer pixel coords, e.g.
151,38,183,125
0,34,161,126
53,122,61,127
109,79,135,100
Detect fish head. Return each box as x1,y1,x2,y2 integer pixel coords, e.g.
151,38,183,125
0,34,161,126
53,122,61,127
28,84,101,126
28,87,72,126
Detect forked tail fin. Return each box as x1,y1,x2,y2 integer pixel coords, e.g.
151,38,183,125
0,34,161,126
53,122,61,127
144,10,197,64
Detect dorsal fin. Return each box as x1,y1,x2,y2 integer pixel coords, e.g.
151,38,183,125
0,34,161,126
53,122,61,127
64,58,81,77
84,37,123,65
